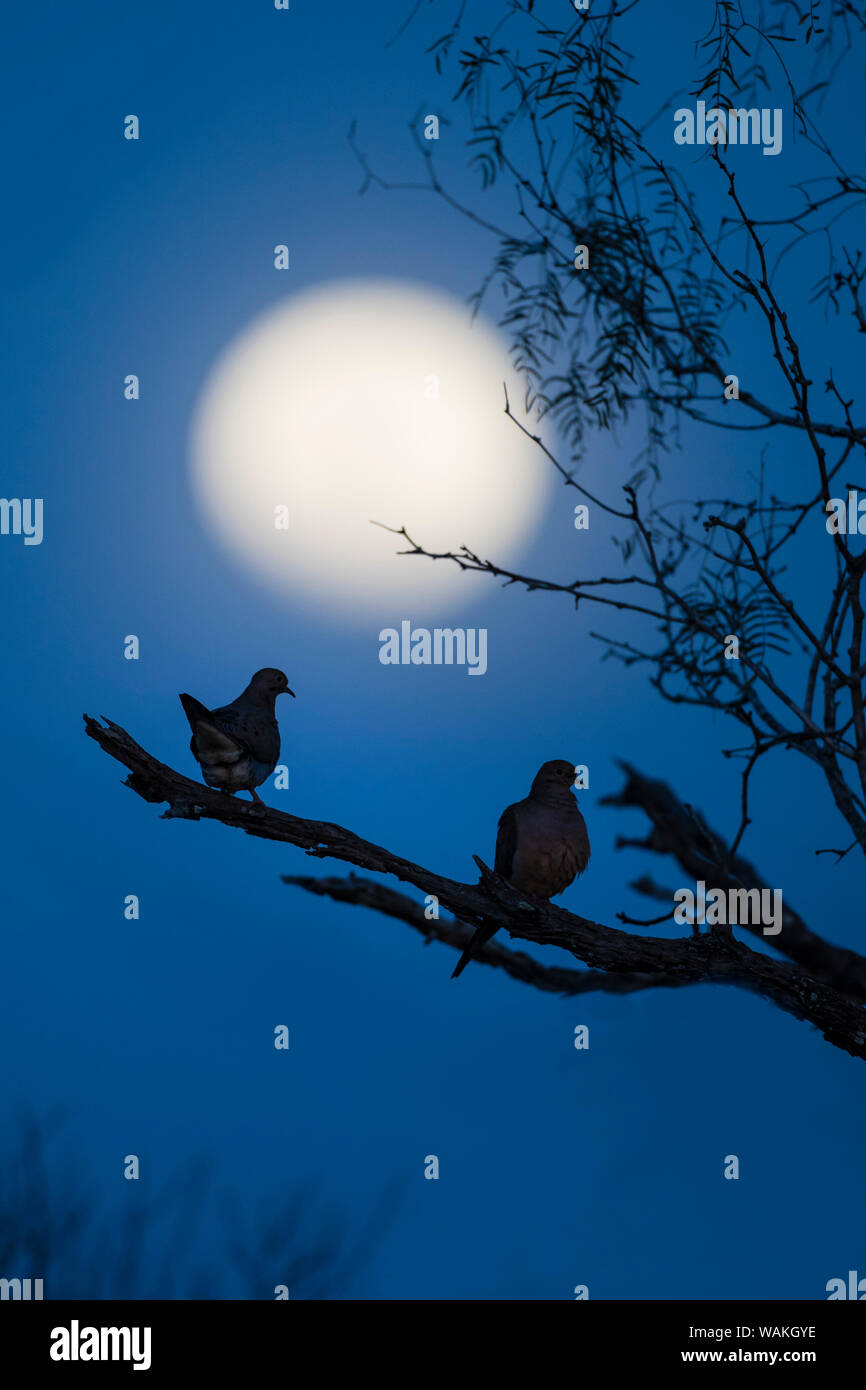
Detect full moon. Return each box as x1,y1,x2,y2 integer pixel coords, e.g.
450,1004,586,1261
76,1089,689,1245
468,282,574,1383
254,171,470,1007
190,279,553,616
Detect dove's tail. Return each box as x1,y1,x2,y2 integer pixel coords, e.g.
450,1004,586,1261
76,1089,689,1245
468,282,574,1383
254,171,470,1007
179,694,243,769
179,692,211,733
451,924,496,979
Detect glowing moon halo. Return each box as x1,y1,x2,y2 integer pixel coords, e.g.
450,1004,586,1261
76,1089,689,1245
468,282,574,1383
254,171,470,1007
190,279,553,616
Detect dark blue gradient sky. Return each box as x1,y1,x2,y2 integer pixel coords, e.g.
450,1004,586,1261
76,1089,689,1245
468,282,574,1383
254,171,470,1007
1,0,864,1299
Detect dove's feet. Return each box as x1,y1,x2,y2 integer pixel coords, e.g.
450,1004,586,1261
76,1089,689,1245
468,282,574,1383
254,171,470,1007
248,786,264,805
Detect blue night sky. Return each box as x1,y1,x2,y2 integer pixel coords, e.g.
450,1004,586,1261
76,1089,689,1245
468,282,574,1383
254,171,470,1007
1,0,864,1299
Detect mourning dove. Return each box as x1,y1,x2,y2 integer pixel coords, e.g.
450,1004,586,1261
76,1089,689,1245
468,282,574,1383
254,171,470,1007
179,668,294,804
452,759,590,977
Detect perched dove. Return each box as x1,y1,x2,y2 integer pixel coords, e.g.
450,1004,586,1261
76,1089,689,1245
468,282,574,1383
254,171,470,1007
179,668,294,804
452,759,590,978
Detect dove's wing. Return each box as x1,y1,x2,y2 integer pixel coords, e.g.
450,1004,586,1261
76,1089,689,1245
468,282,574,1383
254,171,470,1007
493,802,520,880
179,693,245,763
209,702,281,767
573,807,591,876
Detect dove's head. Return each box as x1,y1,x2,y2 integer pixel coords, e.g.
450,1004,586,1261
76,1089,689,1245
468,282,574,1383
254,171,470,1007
249,668,295,700
531,760,577,799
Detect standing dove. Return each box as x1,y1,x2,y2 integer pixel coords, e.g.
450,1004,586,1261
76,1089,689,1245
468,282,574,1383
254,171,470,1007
452,759,590,978
179,668,294,804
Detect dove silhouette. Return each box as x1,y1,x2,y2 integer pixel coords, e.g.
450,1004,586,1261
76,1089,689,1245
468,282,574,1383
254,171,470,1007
452,760,590,977
179,668,294,805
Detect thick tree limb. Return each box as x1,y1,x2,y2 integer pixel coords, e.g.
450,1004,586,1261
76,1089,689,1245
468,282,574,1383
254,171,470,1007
281,872,693,998
603,762,866,1003
85,715,866,1060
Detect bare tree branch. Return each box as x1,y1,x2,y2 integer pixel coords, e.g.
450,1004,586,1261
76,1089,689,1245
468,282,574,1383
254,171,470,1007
602,760,866,1000
84,716,866,1061
356,0,866,878
280,872,690,998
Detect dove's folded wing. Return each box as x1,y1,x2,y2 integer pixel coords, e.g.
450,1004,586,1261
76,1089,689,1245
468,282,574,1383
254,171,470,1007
180,693,245,763
210,704,280,766
574,811,591,875
493,803,520,880
189,719,246,764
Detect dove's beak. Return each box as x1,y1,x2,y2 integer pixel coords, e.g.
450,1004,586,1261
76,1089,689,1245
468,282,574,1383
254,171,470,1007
284,686,296,698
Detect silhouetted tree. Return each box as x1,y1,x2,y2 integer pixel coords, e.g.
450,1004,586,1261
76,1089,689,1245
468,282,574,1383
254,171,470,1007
354,0,866,866
0,1110,387,1299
